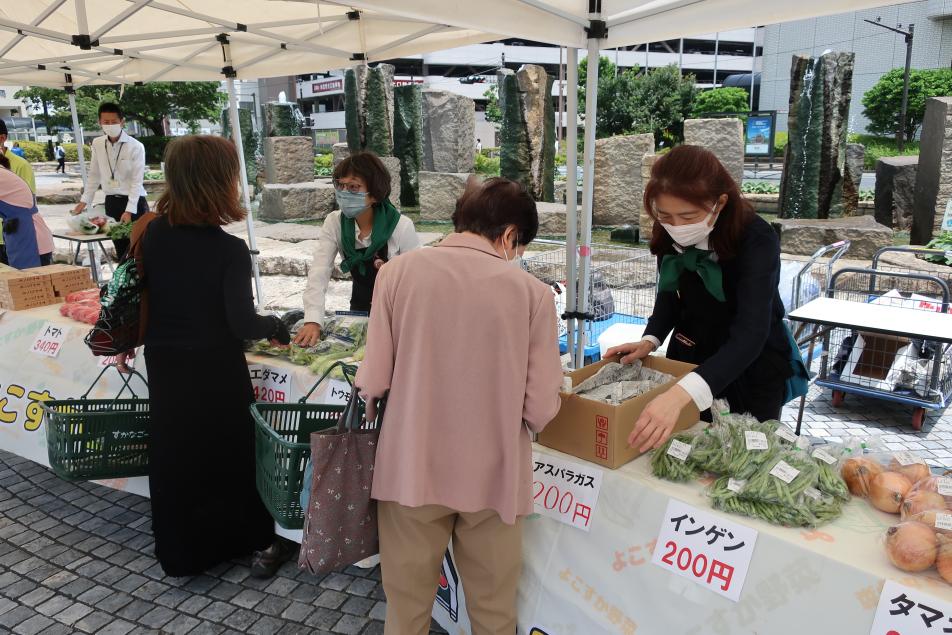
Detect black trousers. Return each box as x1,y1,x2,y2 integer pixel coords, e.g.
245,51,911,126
56,158,66,173
104,195,149,260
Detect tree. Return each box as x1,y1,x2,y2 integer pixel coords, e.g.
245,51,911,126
863,68,952,139
627,65,697,146
577,56,638,138
118,82,225,137
692,87,750,118
483,85,502,124
14,87,68,134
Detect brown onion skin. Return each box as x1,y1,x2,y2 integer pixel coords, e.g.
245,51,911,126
886,522,938,572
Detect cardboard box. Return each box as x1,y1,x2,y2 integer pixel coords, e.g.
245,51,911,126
537,356,701,469
21,265,94,297
853,331,911,381
0,271,58,310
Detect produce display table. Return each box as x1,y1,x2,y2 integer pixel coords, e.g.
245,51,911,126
53,232,115,284
433,444,952,635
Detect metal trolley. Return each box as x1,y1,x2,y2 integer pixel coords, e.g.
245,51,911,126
813,246,952,429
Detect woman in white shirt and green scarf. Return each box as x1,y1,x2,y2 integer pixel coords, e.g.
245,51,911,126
295,151,420,346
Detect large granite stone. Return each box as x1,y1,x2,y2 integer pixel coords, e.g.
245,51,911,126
379,156,402,209
259,182,336,221
683,118,744,185
875,156,918,230
517,65,555,202
264,136,314,184
419,171,474,220
344,64,395,155
332,143,350,167
394,85,423,206
422,90,475,173
639,152,659,241
912,96,952,244
592,134,654,226
536,202,566,235
779,52,855,219
255,223,326,243
842,143,865,216
771,215,892,259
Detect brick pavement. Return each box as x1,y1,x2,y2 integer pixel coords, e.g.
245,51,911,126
0,386,949,634
0,451,446,635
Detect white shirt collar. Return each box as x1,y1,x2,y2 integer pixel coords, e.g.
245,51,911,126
105,130,131,146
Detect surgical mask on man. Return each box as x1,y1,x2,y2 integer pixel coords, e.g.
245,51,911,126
336,190,369,219
660,202,719,247
102,124,122,138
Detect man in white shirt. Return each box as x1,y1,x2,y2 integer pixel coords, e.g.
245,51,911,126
72,102,147,259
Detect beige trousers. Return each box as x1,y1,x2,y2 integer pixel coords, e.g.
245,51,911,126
377,501,523,635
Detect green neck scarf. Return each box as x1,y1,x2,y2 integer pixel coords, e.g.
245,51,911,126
339,199,401,275
658,246,726,302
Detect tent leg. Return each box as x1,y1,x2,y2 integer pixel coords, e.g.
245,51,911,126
227,77,265,309
67,91,87,188
576,34,601,369
565,47,579,368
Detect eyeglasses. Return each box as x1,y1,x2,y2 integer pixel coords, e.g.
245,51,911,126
333,180,367,194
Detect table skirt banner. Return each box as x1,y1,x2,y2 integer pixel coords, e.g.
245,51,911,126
0,305,349,497
435,444,952,634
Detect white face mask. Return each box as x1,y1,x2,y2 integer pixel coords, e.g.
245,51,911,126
660,202,719,247
102,123,122,138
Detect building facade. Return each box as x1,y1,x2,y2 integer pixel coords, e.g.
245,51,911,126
760,1,952,134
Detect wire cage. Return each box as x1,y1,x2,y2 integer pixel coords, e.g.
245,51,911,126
816,247,952,429
522,240,657,360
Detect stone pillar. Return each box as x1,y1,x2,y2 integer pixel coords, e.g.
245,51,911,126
640,153,659,242
379,156,402,209
264,136,314,184
842,143,865,216
259,183,337,221
592,134,655,226
778,52,855,219
394,85,423,206
344,63,395,155
419,172,476,220
875,156,918,230
498,65,555,202
912,97,952,245
331,143,350,168
221,107,257,191
422,90,475,173
683,118,744,186
263,102,306,137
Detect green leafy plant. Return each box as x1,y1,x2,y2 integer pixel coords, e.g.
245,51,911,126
862,68,952,140
849,133,920,170
858,189,874,202
922,232,952,266
483,85,502,124
741,182,780,195
774,131,788,155
474,153,500,176
13,141,89,163
144,170,164,181
691,87,751,118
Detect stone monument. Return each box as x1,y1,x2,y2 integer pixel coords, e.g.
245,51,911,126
422,90,475,173
778,52,855,219
331,143,350,167
592,134,654,226
394,85,423,206
221,107,257,192
911,96,952,244
683,118,744,185
498,66,555,202
420,172,475,220
344,64,395,156
640,152,659,241
842,143,865,216
875,156,918,230
263,136,313,185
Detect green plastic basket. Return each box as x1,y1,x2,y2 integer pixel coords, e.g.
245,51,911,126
43,364,150,482
251,362,361,529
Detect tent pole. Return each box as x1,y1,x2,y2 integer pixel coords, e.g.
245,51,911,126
227,77,265,308
565,47,579,367
66,88,87,187
576,31,601,368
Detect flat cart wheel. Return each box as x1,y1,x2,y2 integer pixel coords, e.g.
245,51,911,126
911,407,926,431
831,390,845,407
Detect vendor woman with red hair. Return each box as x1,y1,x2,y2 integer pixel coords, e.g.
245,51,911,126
608,145,805,452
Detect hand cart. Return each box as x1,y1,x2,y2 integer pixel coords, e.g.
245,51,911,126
789,246,952,431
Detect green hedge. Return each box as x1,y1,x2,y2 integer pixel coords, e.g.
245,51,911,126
314,153,333,177
475,153,500,176
774,131,788,156
138,136,173,164
14,140,91,163
848,133,920,170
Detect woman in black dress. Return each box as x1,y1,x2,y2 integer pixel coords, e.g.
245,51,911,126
137,135,291,577
608,145,797,452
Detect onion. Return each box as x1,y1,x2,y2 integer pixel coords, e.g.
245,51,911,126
870,472,913,513
901,491,948,520
885,521,938,572
937,535,952,584
841,457,884,497
890,458,931,484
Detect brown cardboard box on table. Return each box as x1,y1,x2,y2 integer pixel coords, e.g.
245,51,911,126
21,264,95,299
538,355,701,469
0,271,57,310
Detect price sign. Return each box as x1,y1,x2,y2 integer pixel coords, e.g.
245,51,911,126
652,499,758,602
30,322,69,358
323,379,352,406
248,363,290,404
98,353,135,368
870,580,952,634
531,452,604,532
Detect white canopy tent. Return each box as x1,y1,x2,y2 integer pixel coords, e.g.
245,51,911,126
1,0,913,360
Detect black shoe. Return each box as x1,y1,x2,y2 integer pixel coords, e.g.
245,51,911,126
250,538,298,579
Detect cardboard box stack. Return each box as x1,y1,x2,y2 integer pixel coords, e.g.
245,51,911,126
22,264,95,300
0,271,57,310
538,356,701,469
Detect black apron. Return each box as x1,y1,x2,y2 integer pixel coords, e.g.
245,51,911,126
349,245,388,312
665,267,791,422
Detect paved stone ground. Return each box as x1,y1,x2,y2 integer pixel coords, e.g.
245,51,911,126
0,450,452,635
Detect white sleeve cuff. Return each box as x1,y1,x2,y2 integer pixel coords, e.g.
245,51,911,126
641,335,661,350
677,372,714,411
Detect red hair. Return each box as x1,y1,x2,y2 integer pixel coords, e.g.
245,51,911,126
643,145,754,261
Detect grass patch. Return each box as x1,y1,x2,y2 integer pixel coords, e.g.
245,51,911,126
849,133,920,170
